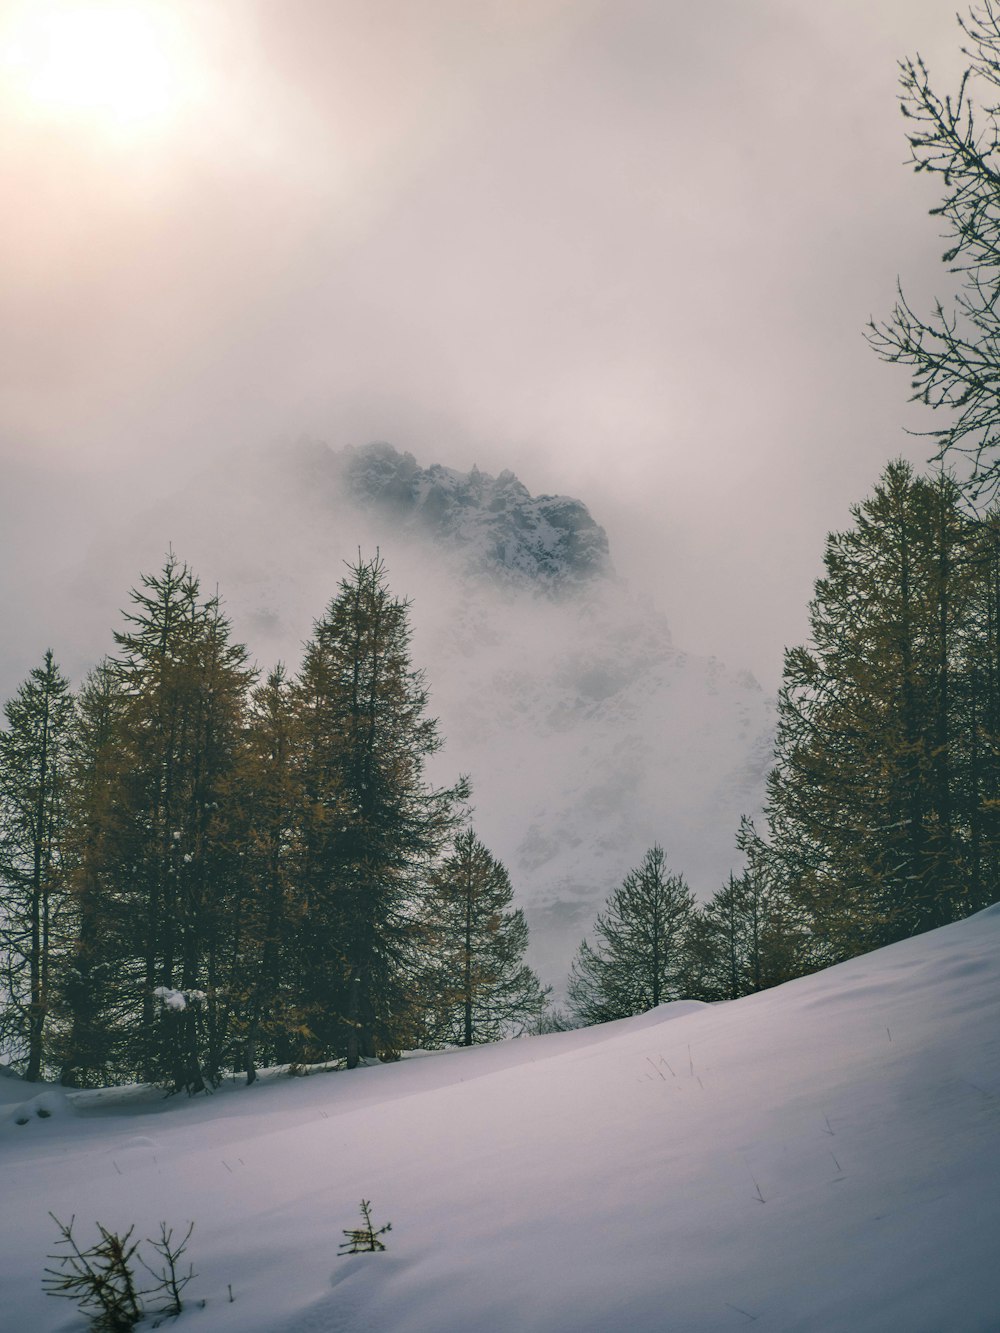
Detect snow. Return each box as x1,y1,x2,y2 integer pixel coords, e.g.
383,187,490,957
153,987,206,1012
2,906,999,1331
153,986,189,1012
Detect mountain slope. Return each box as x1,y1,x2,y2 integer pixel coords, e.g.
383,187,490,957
3,906,998,1331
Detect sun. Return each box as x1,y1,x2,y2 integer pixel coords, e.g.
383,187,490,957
0,0,197,140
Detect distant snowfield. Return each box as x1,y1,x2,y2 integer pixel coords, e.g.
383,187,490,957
3,907,999,1332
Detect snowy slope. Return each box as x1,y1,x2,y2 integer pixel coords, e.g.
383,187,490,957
2,906,999,1332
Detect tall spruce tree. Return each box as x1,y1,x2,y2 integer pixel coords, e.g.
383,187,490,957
0,651,74,1080
418,829,549,1046
292,554,468,1067
567,845,693,1026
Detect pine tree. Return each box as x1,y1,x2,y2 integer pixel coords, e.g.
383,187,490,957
292,554,468,1067
418,829,549,1046
567,846,693,1026
0,651,74,1080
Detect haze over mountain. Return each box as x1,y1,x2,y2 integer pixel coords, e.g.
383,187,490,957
2,440,773,990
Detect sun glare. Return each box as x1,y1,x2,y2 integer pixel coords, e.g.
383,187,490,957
0,0,197,140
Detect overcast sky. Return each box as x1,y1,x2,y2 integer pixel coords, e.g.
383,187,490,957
0,0,971,691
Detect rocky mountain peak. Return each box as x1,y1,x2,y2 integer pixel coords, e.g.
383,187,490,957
337,441,612,591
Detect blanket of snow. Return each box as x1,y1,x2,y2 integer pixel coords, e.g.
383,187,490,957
3,908,998,1331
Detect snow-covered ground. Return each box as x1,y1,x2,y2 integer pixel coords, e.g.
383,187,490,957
3,907,998,1332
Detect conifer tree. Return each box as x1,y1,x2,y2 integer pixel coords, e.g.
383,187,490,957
76,555,254,1090
54,660,128,1086
686,822,807,1002
567,846,693,1026
959,509,1000,908
686,874,756,1004
418,829,548,1046
0,651,74,1079
292,554,468,1067
764,463,984,957
227,664,306,1082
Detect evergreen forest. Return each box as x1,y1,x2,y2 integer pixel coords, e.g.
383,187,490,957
0,553,548,1090
5,454,1000,1083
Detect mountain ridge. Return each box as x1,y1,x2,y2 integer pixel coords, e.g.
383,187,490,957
289,439,613,591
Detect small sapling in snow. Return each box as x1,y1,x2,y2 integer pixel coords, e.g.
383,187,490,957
139,1221,196,1322
43,1213,143,1331
43,1214,199,1330
338,1200,392,1254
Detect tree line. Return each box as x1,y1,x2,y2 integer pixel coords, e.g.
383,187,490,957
0,552,548,1089
564,837,802,1028
8,460,999,1069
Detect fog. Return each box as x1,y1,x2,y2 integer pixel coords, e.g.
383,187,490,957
0,0,967,698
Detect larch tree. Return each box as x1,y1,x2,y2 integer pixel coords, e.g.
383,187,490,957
958,509,1000,905
228,664,306,1083
567,845,693,1027
418,828,549,1046
54,660,129,1087
686,873,758,1004
762,462,990,958
81,554,254,1092
292,554,468,1068
0,651,75,1080
686,821,807,1003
